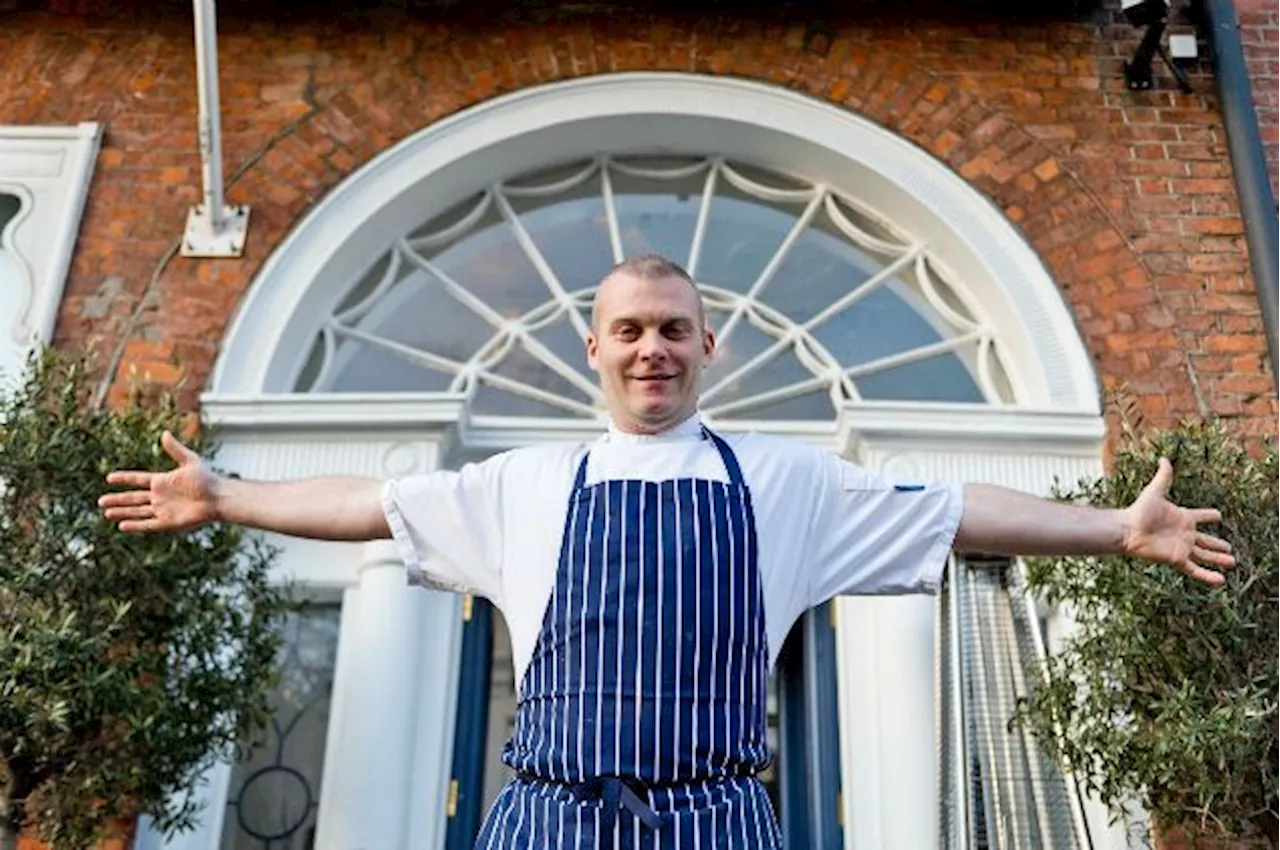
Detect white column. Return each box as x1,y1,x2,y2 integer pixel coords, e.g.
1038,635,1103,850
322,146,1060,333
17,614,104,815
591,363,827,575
836,596,937,850
404,588,466,849
317,541,423,850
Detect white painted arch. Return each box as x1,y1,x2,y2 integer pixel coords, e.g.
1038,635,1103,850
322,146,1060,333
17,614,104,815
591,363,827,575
194,72,1118,850
209,72,1100,416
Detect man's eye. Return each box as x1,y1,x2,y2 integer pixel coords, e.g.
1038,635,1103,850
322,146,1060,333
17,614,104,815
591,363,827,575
664,325,690,339
617,327,640,341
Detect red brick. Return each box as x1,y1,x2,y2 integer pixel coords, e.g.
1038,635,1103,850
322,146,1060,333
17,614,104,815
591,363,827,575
0,0,1258,500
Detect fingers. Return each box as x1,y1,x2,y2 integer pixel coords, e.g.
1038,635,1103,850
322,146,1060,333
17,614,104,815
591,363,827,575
118,518,166,533
105,470,155,488
99,491,151,509
104,505,155,521
1190,507,1223,525
1192,545,1236,569
1195,532,1232,553
1178,560,1226,586
1147,457,1174,498
161,430,198,466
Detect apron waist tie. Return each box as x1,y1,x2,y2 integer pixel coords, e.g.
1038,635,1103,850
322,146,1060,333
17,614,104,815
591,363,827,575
518,772,663,831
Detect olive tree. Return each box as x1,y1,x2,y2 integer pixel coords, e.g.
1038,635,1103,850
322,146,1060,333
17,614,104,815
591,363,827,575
0,350,293,849
1016,416,1277,847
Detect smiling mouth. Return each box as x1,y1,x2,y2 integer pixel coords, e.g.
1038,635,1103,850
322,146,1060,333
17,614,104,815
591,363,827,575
632,375,677,382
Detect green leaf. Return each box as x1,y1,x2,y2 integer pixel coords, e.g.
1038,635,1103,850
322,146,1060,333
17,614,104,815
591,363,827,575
0,347,294,848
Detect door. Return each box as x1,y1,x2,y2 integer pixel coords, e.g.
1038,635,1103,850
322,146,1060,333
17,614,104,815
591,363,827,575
443,598,844,848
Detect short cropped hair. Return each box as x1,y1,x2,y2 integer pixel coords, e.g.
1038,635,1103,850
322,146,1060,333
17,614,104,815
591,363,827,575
593,253,706,329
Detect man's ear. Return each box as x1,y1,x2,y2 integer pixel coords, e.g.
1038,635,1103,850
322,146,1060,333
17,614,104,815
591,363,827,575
585,331,600,371
702,326,716,363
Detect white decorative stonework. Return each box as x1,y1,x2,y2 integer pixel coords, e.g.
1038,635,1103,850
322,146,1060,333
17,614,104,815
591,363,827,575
380,441,430,478
876,450,926,484
0,123,101,385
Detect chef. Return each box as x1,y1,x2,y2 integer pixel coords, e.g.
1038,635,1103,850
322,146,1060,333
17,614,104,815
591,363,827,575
101,253,1234,848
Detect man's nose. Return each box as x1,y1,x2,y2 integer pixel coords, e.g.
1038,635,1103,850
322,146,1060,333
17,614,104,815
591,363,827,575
637,330,667,359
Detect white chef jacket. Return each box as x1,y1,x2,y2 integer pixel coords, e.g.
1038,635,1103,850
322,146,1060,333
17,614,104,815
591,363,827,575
382,414,963,687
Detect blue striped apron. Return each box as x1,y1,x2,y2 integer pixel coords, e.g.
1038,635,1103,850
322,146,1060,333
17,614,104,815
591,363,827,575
475,428,782,848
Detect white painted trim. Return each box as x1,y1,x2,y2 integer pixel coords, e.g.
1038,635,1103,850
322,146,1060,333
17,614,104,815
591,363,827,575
201,393,467,431
209,73,1100,413
42,123,102,342
0,123,101,141
838,401,1106,450
201,394,1107,458
0,121,101,348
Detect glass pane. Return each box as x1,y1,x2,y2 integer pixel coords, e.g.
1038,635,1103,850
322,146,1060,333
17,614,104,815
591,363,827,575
0,192,27,388
407,190,486,242
706,344,819,419
920,255,978,326
855,350,985,403
610,163,704,265
811,284,945,370
361,269,496,364
828,193,911,250
697,185,800,295
527,312,593,384
720,389,834,421
704,320,778,398
768,204,906,326
0,192,19,231
429,203,551,320
334,251,396,319
328,339,454,394
221,604,341,850
471,381,584,418
488,341,594,407
986,339,1016,404
508,169,615,295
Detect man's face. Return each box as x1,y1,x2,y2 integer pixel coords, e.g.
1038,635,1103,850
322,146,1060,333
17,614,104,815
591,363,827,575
586,272,715,435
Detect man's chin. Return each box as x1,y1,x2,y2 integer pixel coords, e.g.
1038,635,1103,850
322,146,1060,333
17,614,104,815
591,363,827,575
635,404,689,428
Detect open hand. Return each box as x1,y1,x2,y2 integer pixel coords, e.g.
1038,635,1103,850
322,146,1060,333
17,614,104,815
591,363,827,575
99,431,219,533
1122,458,1235,585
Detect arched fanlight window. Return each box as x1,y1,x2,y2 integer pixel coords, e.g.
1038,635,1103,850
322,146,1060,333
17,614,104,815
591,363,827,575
296,156,1016,423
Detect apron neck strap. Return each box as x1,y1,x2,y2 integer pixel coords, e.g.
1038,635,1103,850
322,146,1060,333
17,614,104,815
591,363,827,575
701,426,745,487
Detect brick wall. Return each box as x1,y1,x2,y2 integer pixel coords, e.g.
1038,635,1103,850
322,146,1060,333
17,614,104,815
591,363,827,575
0,5,1275,846
0,0,1273,446
1236,0,1279,199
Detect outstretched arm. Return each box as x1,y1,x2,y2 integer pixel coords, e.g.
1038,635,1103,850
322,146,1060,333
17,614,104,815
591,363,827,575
100,431,390,541
954,458,1234,585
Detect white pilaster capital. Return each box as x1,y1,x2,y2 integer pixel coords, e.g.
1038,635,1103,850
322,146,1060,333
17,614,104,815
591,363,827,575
358,539,406,576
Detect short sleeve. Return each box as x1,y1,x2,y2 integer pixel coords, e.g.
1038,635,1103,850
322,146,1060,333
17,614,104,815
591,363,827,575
380,453,509,603
807,454,963,605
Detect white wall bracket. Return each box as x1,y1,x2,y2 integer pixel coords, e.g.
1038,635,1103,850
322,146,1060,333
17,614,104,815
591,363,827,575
182,0,249,259
182,202,248,258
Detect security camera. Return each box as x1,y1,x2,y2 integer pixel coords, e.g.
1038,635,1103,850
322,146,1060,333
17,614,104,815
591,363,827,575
1122,0,1169,27
1121,0,1193,93
1169,34,1199,65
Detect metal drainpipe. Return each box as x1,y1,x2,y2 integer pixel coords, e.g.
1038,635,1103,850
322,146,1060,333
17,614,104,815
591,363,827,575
183,0,249,258
1204,0,1279,381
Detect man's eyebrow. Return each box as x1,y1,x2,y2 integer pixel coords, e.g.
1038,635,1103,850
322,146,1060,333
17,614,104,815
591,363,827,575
607,314,694,329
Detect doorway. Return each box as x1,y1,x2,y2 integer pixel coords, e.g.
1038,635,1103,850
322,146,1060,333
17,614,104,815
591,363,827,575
443,597,843,848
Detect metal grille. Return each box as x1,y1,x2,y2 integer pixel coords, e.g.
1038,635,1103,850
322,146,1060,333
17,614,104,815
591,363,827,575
939,556,1093,850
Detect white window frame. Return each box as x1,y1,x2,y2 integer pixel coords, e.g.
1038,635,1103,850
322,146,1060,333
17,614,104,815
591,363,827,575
0,123,101,376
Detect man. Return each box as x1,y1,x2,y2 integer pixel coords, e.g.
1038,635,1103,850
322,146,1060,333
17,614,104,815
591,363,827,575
101,254,1233,847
